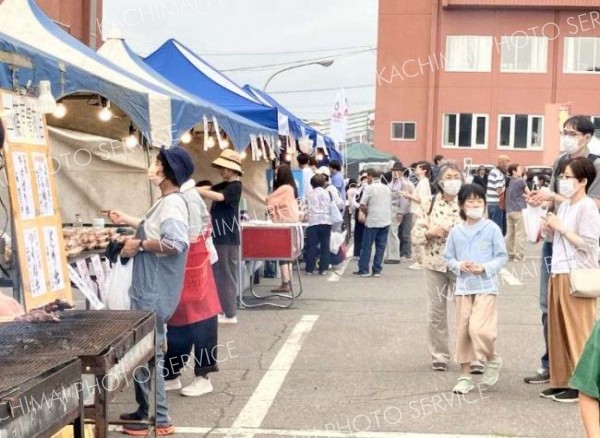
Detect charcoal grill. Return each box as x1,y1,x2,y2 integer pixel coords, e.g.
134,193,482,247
0,356,83,438
0,310,156,438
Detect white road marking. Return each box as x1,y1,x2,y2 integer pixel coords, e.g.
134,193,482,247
499,268,523,286
328,244,354,282
109,425,525,437
231,314,319,429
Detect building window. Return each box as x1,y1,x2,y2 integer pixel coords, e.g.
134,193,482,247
500,36,548,73
391,122,416,141
442,113,488,148
592,117,600,139
445,36,493,72
498,115,543,149
564,37,600,73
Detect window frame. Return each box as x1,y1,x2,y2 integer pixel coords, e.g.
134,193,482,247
563,37,600,74
441,113,489,149
499,35,548,74
444,35,493,73
390,121,417,141
497,114,544,150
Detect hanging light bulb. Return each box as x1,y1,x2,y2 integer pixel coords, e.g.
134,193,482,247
316,153,324,161
98,99,113,122
124,124,138,149
285,153,292,162
277,139,282,147
207,136,216,148
241,151,247,160
37,80,57,114
52,102,67,119
222,138,230,149
180,130,192,144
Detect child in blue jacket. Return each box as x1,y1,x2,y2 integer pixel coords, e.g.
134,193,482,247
444,183,508,394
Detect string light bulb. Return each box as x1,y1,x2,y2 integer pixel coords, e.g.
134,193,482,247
316,153,324,161
207,136,216,148
98,100,112,122
241,151,247,159
52,102,67,119
124,124,138,149
180,130,192,144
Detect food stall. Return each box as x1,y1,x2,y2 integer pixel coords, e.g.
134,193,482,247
0,90,158,438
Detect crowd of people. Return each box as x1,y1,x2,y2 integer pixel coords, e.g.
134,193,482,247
29,114,597,436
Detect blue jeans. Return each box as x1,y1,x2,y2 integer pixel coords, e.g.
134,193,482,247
134,320,169,424
358,226,389,274
488,204,505,234
540,240,553,371
305,224,332,273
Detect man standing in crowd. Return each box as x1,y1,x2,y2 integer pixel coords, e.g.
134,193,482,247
525,115,600,385
397,166,415,261
486,155,510,234
353,169,391,277
431,155,445,191
329,160,346,203
297,153,314,199
385,163,404,264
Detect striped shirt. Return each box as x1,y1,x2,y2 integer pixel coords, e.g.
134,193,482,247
486,168,505,205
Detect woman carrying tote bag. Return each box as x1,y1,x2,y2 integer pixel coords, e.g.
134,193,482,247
540,157,600,403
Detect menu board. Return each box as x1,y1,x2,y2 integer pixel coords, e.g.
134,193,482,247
0,91,72,310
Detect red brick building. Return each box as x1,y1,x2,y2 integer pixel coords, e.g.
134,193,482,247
0,0,103,48
375,0,600,167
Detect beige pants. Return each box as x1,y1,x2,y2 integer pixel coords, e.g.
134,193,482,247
548,274,597,388
425,269,456,364
454,294,497,364
506,211,526,261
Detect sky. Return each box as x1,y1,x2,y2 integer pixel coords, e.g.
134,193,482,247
101,0,378,122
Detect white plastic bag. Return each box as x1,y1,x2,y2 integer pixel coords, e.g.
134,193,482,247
523,206,543,243
102,258,132,310
330,230,347,253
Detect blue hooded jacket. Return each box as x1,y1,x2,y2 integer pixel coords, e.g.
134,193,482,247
444,219,508,295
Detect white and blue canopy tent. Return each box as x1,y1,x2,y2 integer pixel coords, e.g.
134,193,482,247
144,39,283,135
97,33,277,152
243,85,343,163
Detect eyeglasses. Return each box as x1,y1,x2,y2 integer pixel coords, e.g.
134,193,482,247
561,130,584,137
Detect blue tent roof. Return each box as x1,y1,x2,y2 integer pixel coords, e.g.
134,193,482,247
243,85,340,158
0,32,151,137
144,39,279,132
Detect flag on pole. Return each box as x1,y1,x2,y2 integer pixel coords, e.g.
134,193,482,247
329,88,348,149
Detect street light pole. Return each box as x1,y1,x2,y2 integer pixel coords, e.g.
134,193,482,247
263,59,334,92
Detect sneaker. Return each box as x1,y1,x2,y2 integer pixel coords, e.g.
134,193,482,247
432,362,448,371
372,273,381,278
164,377,181,391
470,364,485,375
408,263,424,270
181,376,213,397
481,357,502,386
384,260,400,264
524,368,550,384
123,423,175,436
552,389,579,403
119,411,146,422
539,388,568,399
352,271,370,277
453,376,474,394
218,315,238,324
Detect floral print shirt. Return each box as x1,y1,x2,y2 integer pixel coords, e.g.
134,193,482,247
411,193,462,273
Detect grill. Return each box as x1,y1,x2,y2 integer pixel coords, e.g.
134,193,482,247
0,356,83,438
0,310,156,438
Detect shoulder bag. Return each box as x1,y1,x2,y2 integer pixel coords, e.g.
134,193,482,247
560,231,600,298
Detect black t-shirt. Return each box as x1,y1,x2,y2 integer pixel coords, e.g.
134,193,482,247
210,181,242,245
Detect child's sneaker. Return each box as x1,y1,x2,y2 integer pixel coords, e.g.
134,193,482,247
452,376,474,394
482,356,502,387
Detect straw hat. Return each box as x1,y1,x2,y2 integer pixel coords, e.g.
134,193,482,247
212,149,243,175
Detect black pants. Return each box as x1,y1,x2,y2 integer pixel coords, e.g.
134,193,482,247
398,213,413,258
353,222,365,257
164,316,219,380
305,224,331,273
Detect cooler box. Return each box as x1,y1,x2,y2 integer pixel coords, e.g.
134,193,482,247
241,222,304,261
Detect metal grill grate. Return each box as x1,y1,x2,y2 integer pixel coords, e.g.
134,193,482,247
0,356,75,395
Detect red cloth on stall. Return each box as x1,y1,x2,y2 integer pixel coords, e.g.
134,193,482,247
168,231,221,326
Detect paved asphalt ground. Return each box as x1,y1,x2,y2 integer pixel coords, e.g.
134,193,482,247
104,240,596,438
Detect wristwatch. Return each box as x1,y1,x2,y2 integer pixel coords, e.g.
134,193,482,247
138,239,145,252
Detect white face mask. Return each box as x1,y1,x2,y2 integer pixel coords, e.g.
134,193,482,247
559,179,576,198
465,207,485,220
442,180,462,196
561,135,580,154
148,164,165,187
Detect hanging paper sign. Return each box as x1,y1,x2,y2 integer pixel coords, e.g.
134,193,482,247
213,116,226,149
75,259,96,292
250,135,258,161
90,255,107,296
203,115,210,151
68,265,105,310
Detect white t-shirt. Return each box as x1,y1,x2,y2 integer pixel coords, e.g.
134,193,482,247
410,178,432,215
551,196,600,274
301,167,314,199
143,193,189,254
